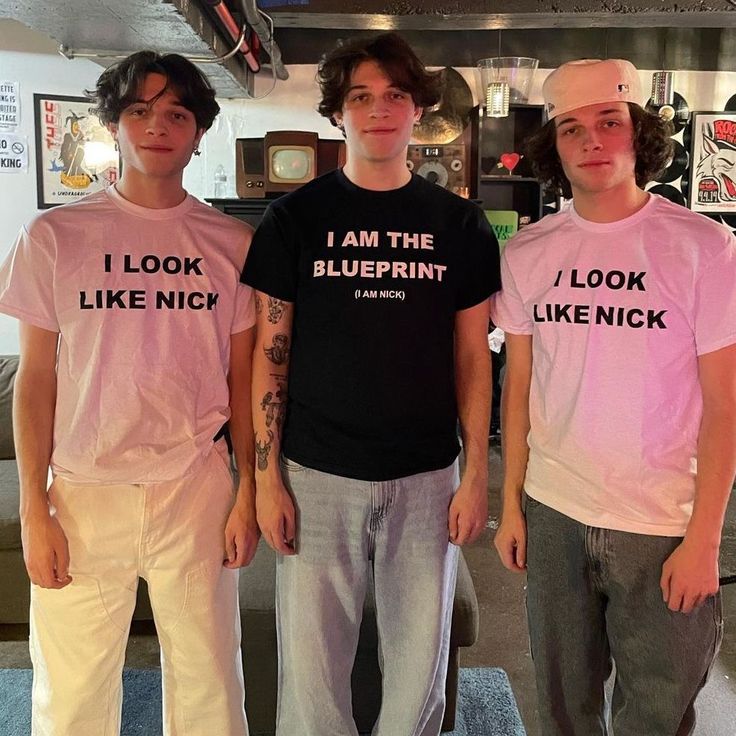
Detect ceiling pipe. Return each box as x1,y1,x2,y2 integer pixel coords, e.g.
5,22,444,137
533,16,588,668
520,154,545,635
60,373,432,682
58,25,247,65
238,0,289,81
204,0,261,73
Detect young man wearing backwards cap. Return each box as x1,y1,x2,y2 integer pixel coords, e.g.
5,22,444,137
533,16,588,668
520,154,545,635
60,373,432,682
491,58,736,734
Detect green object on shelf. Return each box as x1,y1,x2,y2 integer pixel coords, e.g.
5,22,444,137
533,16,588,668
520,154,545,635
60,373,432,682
484,210,519,251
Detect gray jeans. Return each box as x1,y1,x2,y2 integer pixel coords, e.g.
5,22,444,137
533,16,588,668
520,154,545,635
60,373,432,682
275,457,460,736
526,496,723,736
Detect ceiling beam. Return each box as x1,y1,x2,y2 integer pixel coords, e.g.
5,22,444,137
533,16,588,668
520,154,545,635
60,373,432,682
268,11,736,31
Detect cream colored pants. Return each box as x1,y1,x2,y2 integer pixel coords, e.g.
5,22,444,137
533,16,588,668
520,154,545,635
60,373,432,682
29,442,248,736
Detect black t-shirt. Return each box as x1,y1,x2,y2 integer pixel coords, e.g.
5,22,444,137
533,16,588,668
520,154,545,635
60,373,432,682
241,169,501,481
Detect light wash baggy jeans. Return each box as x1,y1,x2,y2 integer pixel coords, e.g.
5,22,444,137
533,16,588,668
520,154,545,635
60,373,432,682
275,457,460,736
525,496,723,736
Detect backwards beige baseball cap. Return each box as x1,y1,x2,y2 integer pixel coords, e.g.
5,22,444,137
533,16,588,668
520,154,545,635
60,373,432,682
543,59,643,120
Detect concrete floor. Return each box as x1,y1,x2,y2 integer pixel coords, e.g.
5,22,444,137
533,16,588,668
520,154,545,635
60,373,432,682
1,444,735,734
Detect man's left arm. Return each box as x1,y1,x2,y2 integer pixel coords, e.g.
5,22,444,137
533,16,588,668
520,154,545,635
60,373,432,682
449,299,492,546
661,342,736,613
224,326,261,568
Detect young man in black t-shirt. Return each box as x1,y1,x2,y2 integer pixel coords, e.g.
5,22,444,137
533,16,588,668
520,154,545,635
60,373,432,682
241,33,500,735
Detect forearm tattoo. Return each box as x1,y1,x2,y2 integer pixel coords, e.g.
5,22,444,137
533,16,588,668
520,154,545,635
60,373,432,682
264,333,290,365
267,297,285,324
261,374,288,430
255,293,263,315
255,429,274,471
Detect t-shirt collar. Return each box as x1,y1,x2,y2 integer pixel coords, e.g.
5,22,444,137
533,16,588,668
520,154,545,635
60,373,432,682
106,184,195,220
569,192,655,233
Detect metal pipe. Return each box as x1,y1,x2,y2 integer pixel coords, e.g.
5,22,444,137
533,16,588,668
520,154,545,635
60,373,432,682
205,0,261,73
238,0,289,81
58,25,248,65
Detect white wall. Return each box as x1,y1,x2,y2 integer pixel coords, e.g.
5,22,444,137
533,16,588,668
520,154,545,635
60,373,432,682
0,22,103,353
2,16,736,353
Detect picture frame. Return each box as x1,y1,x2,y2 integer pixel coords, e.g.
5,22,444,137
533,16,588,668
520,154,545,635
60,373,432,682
687,111,736,215
33,93,119,209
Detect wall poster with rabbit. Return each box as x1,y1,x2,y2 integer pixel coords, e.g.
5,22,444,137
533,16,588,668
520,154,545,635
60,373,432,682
688,112,736,214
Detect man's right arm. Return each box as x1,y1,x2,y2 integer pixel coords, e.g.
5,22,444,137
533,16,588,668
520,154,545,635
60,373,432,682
15,322,71,588
493,332,533,572
252,291,296,555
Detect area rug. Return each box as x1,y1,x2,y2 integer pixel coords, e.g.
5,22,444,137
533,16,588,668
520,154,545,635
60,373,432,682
0,666,525,735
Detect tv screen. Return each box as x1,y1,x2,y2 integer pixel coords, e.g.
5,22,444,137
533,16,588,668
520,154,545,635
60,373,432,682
269,145,315,183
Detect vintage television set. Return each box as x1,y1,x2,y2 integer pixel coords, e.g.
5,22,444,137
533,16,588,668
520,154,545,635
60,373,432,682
264,130,318,192
235,137,267,197
236,131,345,198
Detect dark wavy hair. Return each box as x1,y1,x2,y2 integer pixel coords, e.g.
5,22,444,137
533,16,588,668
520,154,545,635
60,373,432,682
90,51,220,131
317,32,443,128
524,103,674,198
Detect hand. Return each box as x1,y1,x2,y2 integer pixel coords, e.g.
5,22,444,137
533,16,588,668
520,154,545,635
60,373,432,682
21,509,72,589
223,486,261,568
256,479,296,555
448,476,488,546
660,538,720,613
493,504,527,572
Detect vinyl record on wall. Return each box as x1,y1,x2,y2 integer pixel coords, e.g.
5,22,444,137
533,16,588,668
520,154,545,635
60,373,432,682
679,176,689,202
648,183,686,207
725,94,736,112
655,141,689,184
645,92,690,135
720,213,736,230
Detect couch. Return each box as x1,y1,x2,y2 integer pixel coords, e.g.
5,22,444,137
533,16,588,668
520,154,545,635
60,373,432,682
0,353,479,733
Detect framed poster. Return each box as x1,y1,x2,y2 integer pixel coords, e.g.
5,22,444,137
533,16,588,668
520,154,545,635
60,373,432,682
687,111,736,214
33,94,119,209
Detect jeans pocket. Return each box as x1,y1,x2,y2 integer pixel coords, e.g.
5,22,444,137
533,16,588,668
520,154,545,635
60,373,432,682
210,440,235,496
32,573,131,634
523,493,541,513
280,455,307,473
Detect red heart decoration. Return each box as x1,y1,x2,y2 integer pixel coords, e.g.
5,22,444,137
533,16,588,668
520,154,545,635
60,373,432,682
500,153,521,173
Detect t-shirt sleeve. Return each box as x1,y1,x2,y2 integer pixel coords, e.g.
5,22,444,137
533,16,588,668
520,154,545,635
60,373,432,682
489,247,533,335
455,205,502,311
693,233,736,355
240,204,298,302
0,225,59,332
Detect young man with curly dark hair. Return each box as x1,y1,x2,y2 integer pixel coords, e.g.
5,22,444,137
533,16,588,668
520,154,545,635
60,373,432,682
241,31,500,735
491,59,736,735
0,52,256,735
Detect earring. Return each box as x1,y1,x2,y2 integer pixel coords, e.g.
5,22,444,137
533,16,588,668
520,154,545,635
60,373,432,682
193,147,201,157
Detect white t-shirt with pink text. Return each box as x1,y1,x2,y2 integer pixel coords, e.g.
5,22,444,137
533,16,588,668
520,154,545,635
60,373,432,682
491,194,736,536
0,187,254,484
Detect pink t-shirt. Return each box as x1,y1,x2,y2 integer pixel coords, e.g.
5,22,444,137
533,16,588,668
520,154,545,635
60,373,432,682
491,194,736,535
0,187,255,484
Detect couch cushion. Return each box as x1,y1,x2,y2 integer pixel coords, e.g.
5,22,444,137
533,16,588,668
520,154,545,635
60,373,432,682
0,458,21,550
0,355,17,460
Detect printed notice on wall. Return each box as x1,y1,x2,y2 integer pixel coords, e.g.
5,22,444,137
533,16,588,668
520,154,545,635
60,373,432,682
0,82,20,129
0,132,29,172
